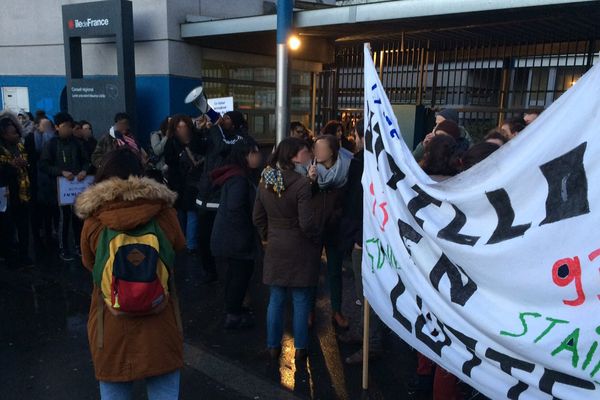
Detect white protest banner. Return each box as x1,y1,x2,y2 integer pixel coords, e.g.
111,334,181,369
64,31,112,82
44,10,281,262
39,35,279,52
0,186,7,212
362,42,600,399
207,97,234,116
57,176,94,206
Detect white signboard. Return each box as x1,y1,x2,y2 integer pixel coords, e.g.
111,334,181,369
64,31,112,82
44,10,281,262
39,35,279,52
362,42,600,399
57,176,94,206
207,97,234,116
1,86,29,113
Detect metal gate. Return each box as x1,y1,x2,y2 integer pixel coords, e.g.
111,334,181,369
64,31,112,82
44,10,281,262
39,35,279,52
315,36,599,141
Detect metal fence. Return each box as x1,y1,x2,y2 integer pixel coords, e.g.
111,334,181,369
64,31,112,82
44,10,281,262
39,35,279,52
316,37,599,142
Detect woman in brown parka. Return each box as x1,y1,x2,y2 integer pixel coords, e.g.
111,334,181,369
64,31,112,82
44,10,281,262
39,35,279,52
253,137,321,360
75,148,185,400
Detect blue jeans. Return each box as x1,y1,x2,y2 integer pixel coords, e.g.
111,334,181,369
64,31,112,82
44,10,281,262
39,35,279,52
267,286,312,350
99,370,180,400
177,210,198,251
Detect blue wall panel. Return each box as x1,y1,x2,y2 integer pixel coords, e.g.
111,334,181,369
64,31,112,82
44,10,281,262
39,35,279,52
0,75,202,146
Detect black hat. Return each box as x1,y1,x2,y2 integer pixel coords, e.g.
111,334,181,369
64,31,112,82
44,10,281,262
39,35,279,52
225,111,245,131
436,108,459,124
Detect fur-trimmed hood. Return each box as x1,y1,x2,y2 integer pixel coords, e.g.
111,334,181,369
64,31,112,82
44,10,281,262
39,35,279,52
75,176,177,220
0,109,24,137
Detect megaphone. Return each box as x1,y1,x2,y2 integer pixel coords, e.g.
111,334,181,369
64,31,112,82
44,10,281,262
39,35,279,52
185,86,221,124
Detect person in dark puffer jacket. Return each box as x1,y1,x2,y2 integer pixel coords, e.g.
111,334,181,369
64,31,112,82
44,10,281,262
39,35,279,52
210,136,262,330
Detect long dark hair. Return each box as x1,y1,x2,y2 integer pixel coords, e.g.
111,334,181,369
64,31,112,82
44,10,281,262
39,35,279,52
167,114,194,140
268,137,310,171
95,148,144,183
225,136,260,170
459,142,500,171
320,120,342,137
159,116,170,136
420,135,459,176
484,128,508,144
0,117,19,138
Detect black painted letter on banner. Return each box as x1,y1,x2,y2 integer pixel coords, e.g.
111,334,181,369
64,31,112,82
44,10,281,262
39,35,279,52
399,219,422,256
444,325,482,377
365,105,375,153
386,152,405,189
408,185,442,228
415,297,451,356
540,143,589,225
389,274,413,333
485,349,535,399
429,254,477,306
437,204,480,246
486,189,531,244
538,367,595,396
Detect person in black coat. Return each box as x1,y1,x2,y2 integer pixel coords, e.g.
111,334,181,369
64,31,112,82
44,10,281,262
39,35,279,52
210,136,262,330
24,117,59,246
338,119,384,365
196,111,247,283
75,120,98,172
164,114,203,253
40,112,91,261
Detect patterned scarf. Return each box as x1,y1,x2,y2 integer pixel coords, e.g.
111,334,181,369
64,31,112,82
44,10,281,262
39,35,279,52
260,166,285,197
0,142,31,202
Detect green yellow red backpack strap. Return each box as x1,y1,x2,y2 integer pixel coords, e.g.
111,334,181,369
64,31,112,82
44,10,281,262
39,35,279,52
92,218,177,348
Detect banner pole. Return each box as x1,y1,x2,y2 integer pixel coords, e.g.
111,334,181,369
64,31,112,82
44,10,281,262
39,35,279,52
362,296,370,391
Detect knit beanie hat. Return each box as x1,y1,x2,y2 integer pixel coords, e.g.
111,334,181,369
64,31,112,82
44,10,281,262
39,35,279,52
436,108,459,124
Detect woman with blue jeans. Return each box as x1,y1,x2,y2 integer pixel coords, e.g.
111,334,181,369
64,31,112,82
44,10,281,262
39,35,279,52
253,138,322,360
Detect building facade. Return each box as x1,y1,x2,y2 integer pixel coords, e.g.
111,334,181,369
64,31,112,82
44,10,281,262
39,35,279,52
1,0,599,143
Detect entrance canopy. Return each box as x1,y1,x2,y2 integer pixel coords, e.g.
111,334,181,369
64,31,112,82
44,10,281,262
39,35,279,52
181,0,600,63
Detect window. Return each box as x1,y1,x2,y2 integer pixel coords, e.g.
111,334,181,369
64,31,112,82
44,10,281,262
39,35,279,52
202,60,312,141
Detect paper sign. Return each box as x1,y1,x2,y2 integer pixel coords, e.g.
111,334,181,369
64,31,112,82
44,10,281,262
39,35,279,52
207,97,234,116
57,176,94,206
0,187,7,212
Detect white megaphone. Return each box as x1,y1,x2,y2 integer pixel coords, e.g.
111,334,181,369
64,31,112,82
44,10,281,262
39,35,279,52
185,86,221,124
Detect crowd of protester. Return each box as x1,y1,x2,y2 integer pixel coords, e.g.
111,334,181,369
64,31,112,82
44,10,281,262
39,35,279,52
0,105,539,399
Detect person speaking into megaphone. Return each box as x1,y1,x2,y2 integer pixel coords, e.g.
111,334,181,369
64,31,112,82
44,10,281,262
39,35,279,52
194,109,249,284
203,110,247,173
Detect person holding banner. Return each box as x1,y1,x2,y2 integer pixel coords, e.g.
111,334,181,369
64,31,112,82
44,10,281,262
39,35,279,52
0,112,33,268
414,133,465,399
336,120,385,364
40,112,91,261
412,109,471,162
253,137,321,360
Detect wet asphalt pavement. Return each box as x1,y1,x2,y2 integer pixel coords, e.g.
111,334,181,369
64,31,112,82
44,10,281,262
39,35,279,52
0,242,422,400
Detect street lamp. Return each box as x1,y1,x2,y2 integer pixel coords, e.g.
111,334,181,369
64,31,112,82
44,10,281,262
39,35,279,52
288,34,301,51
